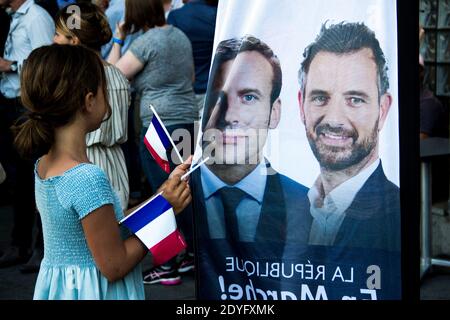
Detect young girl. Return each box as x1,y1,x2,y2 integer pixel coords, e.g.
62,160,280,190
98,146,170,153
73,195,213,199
13,44,192,300
54,2,131,211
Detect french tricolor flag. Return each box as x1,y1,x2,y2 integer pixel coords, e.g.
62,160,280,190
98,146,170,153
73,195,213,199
119,193,187,266
143,113,173,174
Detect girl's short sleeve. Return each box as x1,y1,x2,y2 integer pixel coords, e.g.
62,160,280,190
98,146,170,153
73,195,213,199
56,164,115,220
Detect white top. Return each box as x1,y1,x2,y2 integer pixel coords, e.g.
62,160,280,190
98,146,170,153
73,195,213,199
86,64,130,210
308,159,380,245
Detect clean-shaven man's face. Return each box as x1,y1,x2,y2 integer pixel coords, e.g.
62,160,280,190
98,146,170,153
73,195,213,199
204,50,280,165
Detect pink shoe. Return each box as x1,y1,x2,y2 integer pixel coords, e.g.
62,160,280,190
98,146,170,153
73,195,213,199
143,265,181,285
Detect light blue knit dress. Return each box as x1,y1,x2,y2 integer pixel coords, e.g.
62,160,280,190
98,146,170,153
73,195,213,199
33,161,144,300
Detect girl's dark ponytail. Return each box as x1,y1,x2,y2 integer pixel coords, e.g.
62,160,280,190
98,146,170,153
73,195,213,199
13,113,54,158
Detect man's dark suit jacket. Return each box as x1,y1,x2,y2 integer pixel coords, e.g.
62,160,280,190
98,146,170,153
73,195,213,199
334,162,400,251
332,163,401,299
190,160,311,300
283,162,401,300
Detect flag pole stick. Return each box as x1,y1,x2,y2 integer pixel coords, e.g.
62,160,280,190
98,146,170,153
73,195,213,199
149,105,184,164
181,157,209,181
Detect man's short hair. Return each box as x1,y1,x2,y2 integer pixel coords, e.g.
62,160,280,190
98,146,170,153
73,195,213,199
209,35,282,105
298,22,389,99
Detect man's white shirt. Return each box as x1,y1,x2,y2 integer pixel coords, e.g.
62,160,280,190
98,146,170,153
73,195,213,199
308,159,380,245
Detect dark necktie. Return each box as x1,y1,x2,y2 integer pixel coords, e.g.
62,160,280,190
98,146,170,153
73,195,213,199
218,187,246,241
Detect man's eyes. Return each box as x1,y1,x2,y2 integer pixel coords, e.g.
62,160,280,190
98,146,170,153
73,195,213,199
346,97,366,107
311,96,328,106
309,96,367,107
241,94,257,103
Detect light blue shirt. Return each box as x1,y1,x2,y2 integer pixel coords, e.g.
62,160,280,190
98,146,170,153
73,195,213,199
1,0,54,98
101,0,141,59
170,0,184,10
200,161,267,241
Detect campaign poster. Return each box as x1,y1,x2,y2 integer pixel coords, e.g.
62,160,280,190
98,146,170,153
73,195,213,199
191,0,400,300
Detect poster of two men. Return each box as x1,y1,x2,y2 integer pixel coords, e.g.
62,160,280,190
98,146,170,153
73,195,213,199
191,0,401,300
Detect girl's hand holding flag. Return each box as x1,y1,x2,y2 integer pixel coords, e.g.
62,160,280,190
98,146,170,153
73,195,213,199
158,156,193,214
120,156,195,266
119,154,210,266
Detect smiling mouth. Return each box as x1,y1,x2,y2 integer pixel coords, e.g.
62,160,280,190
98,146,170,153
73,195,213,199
319,132,354,146
322,132,351,140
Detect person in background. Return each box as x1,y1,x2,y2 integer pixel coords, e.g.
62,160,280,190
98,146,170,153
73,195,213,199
162,0,185,19
0,162,5,185
0,0,54,270
56,0,74,9
419,66,449,139
419,67,449,139
0,5,9,258
419,23,425,67
100,0,141,59
419,63,449,204
169,0,184,11
91,0,109,11
107,0,198,286
167,0,218,119
0,7,8,193
98,0,143,211
0,8,9,55
419,22,448,139
162,0,171,16
14,44,191,300
54,2,131,211
35,0,58,19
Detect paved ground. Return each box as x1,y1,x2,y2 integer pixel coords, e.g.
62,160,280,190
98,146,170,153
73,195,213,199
0,204,195,300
